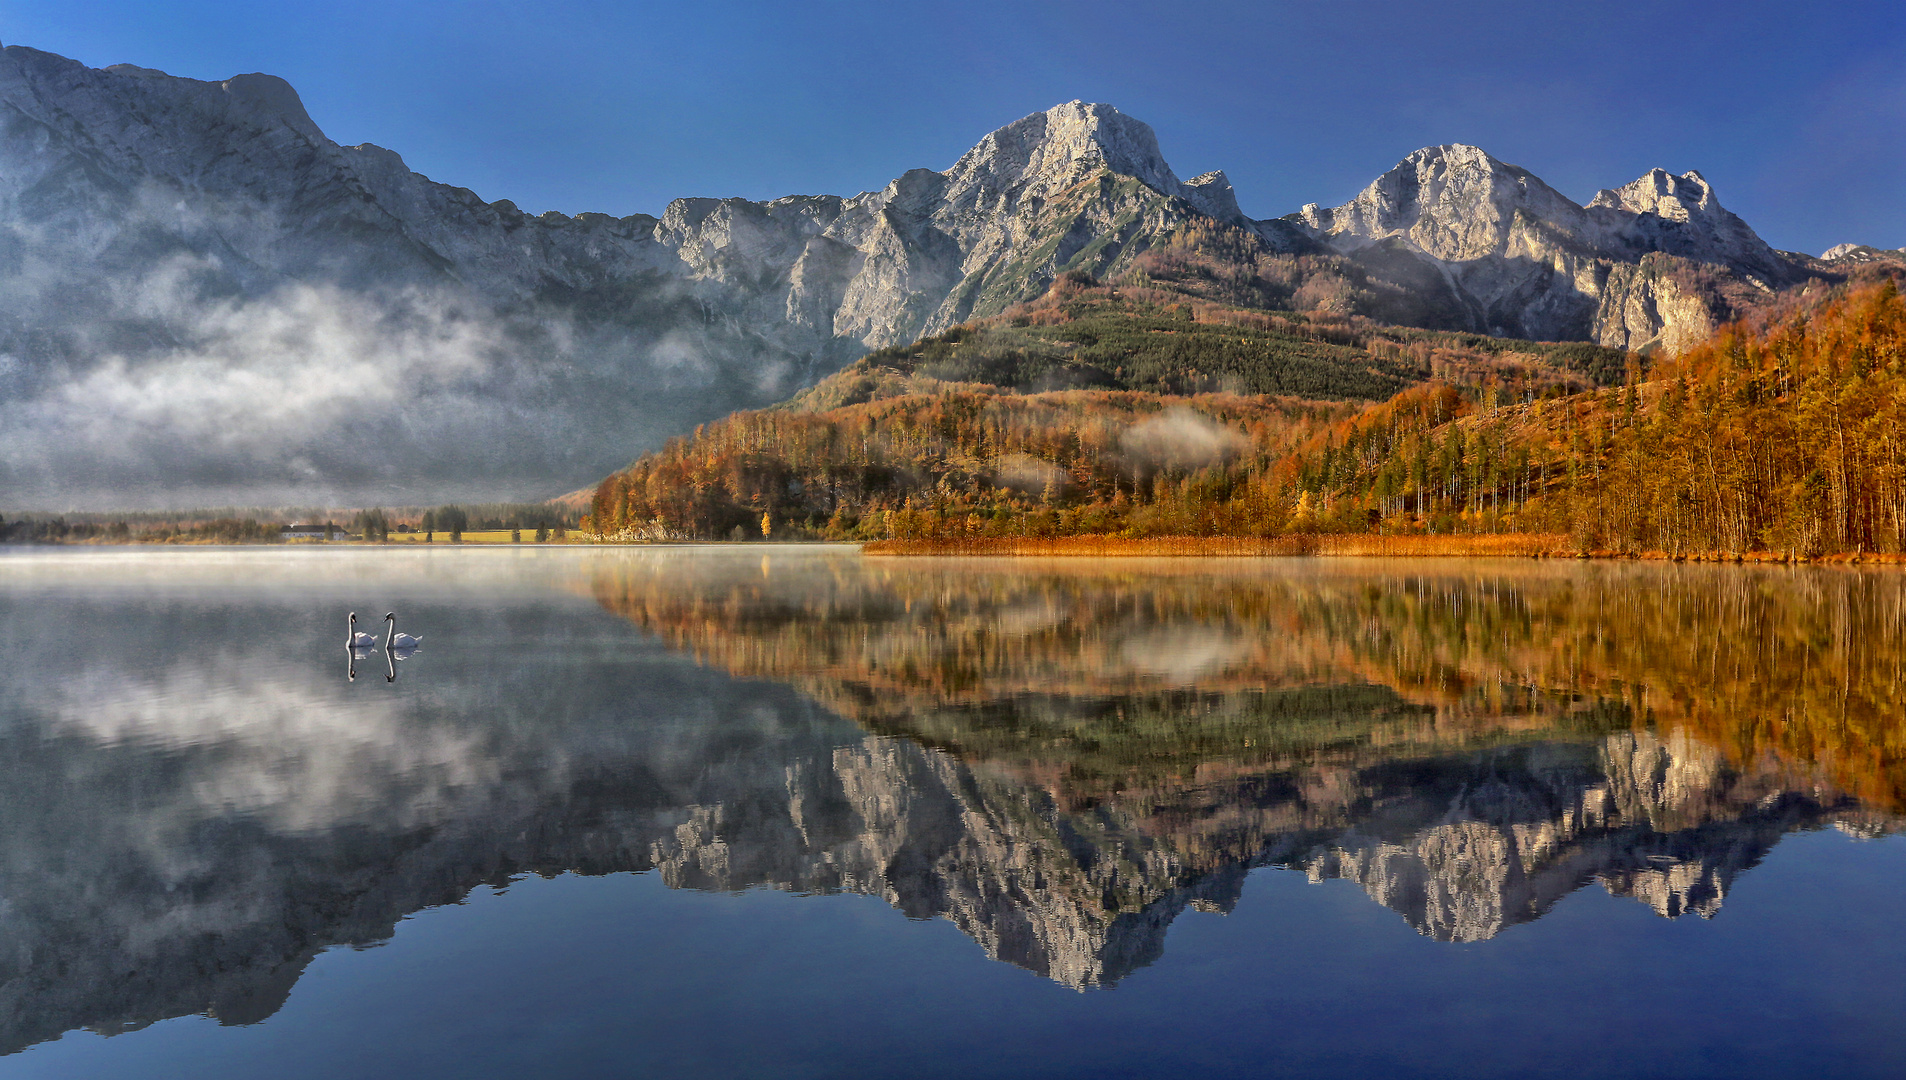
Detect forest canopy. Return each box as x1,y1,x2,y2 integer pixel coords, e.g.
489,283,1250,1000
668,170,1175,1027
587,277,1906,557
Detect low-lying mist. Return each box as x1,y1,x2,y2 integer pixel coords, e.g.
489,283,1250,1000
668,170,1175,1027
1119,406,1251,472
0,246,811,511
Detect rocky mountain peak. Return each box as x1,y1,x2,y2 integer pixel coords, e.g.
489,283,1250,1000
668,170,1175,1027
941,101,1183,206
1820,242,1906,263
1407,142,1504,171
1386,142,1528,188
1298,142,1585,263
1183,169,1243,223
1587,165,1790,286
1588,168,1716,222
215,72,325,144
1277,140,1815,350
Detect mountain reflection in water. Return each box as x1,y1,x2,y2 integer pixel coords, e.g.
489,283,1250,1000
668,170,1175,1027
0,547,1901,1057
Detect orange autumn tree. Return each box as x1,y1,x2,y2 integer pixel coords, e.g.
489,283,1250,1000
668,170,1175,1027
585,277,1906,555
1571,279,1906,554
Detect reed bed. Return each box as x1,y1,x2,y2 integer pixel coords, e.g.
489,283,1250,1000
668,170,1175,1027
862,534,1572,558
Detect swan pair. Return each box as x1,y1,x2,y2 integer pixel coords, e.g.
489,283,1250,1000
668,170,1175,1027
347,612,423,652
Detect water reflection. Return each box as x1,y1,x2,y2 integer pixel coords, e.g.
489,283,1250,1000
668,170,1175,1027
0,548,1900,1058
586,553,1903,957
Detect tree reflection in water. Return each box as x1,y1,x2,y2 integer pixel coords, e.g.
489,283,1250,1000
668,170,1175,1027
0,548,1899,1056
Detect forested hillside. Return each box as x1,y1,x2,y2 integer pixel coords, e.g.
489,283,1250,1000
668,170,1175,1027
582,279,1625,542
587,274,1906,557
1293,277,1906,555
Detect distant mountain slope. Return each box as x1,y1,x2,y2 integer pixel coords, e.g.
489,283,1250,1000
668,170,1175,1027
0,42,1844,506
1282,145,1807,352
581,281,1628,541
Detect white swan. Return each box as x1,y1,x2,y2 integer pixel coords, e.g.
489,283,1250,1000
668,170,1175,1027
383,612,422,651
348,612,380,649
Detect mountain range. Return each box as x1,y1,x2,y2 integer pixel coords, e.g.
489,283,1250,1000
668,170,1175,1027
0,41,1890,507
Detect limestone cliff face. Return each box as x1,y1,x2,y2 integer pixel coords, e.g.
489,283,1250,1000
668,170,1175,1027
1287,145,1801,350
1296,145,1594,264
1593,256,1718,353
781,102,1239,345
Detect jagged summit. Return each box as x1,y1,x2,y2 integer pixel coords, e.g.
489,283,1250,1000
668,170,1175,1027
1821,242,1906,263
1279,140,1805,348
1294,143,1586,261
911,101,1248,232
943,101,1181,204
1588,167,1717,219
1586,165,1789,285
1183,169,1242,222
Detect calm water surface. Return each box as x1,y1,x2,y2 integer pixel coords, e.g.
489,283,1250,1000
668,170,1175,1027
1,546,1903,1078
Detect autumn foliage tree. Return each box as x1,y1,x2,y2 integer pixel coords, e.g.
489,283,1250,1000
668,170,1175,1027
584,276,1906,556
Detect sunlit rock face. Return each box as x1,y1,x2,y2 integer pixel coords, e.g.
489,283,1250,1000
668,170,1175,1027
1290,145,1804,351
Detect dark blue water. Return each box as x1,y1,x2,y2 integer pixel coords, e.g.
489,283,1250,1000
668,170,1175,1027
2,546,1902,1078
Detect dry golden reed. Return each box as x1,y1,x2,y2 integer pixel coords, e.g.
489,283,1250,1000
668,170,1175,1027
862,533,1570,557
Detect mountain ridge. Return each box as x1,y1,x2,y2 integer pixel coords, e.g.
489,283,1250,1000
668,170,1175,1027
0,42,1878,506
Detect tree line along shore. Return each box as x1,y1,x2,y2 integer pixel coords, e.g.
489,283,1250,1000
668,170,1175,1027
859,535,1906,562
0,504,577,545
583,275,1906,562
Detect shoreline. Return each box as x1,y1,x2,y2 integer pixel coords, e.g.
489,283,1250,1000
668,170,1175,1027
10,535,1906,564
860,535,1906,562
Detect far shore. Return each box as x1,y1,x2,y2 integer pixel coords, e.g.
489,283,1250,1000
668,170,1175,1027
14,532,1906,565
859,534,1906,563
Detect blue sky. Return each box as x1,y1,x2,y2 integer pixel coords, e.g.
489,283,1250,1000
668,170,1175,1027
3,0,1901,254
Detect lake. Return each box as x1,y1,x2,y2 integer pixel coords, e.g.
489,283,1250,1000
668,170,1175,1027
1,545,1902,1078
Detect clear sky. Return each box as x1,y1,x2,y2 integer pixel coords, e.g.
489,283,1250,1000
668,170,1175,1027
2,0,1900,255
